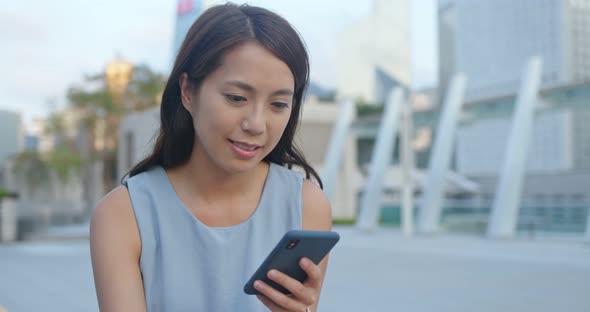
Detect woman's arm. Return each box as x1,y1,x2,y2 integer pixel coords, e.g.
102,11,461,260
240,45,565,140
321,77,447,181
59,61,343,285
90,186,147,312
300,179,333,312
255,179,333,312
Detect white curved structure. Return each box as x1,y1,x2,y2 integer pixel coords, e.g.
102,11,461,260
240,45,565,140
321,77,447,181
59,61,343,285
487,57,543,238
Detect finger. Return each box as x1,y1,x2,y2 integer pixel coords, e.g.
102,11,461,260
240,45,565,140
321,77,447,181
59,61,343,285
299,258,323,288
254,280,308,311
266,269,315,306
256,294,281,311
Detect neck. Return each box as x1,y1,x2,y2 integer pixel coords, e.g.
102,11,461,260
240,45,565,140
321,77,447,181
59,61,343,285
168,145,267,202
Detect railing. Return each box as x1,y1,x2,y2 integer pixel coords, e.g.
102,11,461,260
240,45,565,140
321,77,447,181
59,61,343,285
379,203,589,237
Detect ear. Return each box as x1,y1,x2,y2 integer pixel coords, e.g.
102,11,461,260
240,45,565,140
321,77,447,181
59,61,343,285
179,73,194,114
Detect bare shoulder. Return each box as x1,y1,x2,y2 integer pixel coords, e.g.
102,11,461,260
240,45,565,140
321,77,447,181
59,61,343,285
301,179,332,231
90,186,140,250
90,185,146,311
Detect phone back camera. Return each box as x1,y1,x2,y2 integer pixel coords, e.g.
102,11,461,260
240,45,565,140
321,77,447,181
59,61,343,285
286,239,300,249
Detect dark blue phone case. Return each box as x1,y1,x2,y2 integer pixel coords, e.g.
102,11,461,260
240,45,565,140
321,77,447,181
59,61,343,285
243,230,340,295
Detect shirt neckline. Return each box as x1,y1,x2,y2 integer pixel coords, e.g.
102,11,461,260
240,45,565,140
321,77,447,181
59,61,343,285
157,162,274,231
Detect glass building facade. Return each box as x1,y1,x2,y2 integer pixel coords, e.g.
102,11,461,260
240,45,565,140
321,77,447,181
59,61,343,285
439,0,590,101
353,83,590,233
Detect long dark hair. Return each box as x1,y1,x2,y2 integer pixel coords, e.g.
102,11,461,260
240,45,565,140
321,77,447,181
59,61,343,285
125,3,322,188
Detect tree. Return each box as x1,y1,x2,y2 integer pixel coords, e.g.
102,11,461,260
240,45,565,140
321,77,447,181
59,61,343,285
62,63,166,214
127,64,167,111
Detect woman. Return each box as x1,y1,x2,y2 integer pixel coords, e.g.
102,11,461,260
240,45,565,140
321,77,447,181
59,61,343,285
90,3,332,312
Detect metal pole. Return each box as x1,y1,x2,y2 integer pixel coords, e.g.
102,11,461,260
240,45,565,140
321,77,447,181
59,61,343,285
401,96,415,236
584,206,590,242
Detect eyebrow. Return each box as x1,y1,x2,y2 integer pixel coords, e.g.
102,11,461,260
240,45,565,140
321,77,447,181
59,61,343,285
226,80,293,97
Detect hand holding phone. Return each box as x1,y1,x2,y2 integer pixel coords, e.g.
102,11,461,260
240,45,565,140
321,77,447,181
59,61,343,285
243,230,340,295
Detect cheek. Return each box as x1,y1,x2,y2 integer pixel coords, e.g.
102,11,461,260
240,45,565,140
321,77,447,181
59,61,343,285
268,113,292,144
193,96,230,131
192,104,230,146
196,117,235,148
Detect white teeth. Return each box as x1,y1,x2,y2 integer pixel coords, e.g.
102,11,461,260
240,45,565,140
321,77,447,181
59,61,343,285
233,141,257,151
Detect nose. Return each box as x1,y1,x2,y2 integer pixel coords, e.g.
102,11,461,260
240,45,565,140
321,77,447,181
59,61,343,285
241,105,265,136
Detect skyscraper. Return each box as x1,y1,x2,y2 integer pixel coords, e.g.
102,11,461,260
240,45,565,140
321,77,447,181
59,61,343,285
0,110,24,164
336,0,412,104
171,0,203,67
437,0,456,104
439,0,590,101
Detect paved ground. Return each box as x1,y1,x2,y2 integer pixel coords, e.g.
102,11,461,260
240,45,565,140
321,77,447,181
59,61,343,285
0,225,589,311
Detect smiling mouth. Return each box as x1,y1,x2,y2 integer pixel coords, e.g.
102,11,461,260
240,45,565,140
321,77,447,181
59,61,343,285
228,139,262,151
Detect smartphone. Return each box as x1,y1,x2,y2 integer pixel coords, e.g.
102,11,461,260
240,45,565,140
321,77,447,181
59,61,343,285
243,230,340,295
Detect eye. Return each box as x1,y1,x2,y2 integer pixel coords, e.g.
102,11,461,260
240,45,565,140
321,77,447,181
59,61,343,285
271,102,290,109
224,94,247,103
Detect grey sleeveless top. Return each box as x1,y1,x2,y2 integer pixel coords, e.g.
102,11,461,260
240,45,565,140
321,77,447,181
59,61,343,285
125,163,303,311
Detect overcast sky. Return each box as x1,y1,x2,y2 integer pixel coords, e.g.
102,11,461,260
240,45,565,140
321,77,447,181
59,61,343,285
0,0,437,126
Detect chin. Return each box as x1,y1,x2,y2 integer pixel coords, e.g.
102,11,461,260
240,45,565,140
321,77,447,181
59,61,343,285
219,158,262,174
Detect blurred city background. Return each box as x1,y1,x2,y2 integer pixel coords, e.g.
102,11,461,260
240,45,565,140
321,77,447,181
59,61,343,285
1,0,589,311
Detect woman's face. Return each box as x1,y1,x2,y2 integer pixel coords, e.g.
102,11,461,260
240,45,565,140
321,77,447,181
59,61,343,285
180,41,295,174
